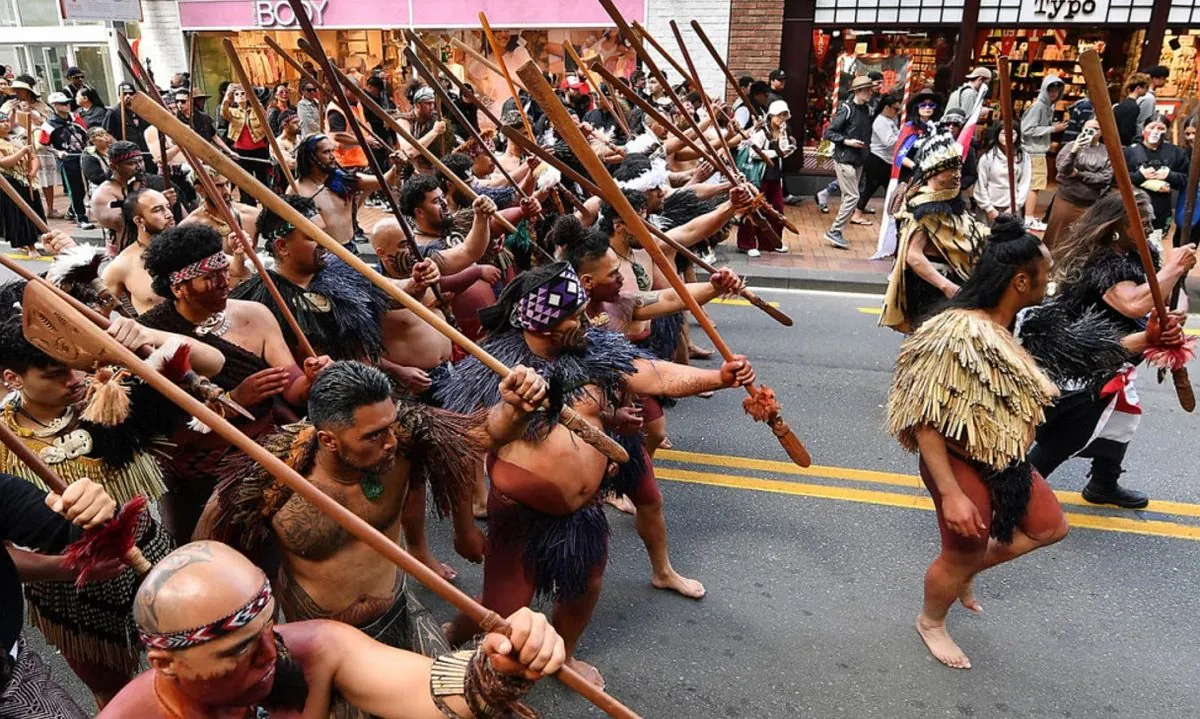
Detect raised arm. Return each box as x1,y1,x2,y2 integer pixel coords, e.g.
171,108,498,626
625,354,754,398
437,195,496,273
630,268,743,321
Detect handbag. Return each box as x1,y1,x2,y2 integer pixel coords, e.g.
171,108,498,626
735,143,766,187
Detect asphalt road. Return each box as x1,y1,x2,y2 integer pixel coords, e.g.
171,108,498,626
5,253,1198,718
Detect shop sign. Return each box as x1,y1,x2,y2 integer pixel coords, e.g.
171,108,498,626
58,0,141,22
255,0,329,26
1019,0,1108,23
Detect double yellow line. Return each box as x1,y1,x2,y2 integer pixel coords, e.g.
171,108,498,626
655,449,1200,542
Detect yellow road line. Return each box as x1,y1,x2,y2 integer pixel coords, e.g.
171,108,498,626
1187,328,1199,337
711,298,781,308
857,307,882,315
657,468,1200,542
657,448,1200,520
3,253,50,263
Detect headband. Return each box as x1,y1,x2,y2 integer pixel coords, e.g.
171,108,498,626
169,251,229,287
139,579,273,651
510,263,587,331
109,146,141,164
261,203,320,244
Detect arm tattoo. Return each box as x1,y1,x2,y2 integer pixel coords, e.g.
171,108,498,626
632,291,661,309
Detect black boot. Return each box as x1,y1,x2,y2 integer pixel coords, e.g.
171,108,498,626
1081,464,1148,509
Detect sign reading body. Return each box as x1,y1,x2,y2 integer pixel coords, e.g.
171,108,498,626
1019,0,1109,22
255,0,329,27
58,0,141,21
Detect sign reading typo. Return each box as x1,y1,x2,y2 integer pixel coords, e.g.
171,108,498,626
1021,0,1108,22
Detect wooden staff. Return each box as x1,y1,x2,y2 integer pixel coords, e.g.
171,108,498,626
222,38,299,194
404,47,530,202
119,95,127,141
450,37,526,92
997,57,1018,214
132,93,630,469
668,21,739,173
690,20,764,132
1081,49,1194,410
316,57,523,238
517,61,811,467
631,21,692,86
563,42,630,137
1162,105,1200,409
186,36,198,130
285,3,453,319
17,278,638,719
478,14,536,144
501,126,793,327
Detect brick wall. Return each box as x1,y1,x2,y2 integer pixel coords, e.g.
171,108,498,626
725,0,784,101
645,0,731,98
136,0,189,84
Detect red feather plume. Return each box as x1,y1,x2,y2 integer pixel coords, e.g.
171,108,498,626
63,495,148,588
159,341,193,383
1144,337,1197,372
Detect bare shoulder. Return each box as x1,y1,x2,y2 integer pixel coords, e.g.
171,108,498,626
101,249,130,281
229,298,277,325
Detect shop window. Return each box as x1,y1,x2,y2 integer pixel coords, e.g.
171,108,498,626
0,0,17,27
1158,30,1200,104
15,0,59,26
73,46,114,107
815,0,963,24
1169,0,1200,24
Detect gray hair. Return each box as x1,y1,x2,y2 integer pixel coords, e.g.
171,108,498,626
307,361,393,430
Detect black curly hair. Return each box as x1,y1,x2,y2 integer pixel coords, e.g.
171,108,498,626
142,223,224,299
944,214,1045,313
598,189,647,237
0,281,56,373
257,194,318,254
399,173,442,217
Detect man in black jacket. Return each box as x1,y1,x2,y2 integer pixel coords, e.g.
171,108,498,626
44,92,93,230
0,476,118,718
823,75,873,249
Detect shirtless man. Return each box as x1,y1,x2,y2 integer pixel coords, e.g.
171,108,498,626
89,140,146,256
199,361,545,685
439,262,755,686
100,187,176,315
294,133,405,249
563,220,743,599
99,541,565,718
181,164,260,285
138,223,332,540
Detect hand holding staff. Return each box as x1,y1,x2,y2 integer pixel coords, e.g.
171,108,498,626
1080,49,1195,410
17,278,639,719
516,61,811,467
997,57,1018,214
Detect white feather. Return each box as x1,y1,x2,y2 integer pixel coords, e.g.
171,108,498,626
536,167,562,190
623,132,659,155
187,417,213,434
44,245,104,286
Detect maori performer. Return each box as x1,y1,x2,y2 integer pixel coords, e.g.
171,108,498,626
881,133,989,334
0,283,224,704
438,262,756,687
100,187,177,315
180,164,260,287
99,541,567,718
886,217,1070,670
89,140,144,256
563,217,745,599
200,360,547,718
294,133,405,251
0,476,118,719
1026,192,1197,508
138,223,332,541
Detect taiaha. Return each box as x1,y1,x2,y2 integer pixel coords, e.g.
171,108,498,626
563,41,631,138
314,53,526,240
0,418,150,586
1161,72,1200,408
17,277,640,719
686,20,773,165
450,36,526,93
261,36,346,134
186,36,197,130
133,92,629,468
478,13,536,143
285,0,455,320
997,57,1018,213
517,60,811,467
222,38,299,194
117,34,318,361
668,21,739,173
1080,49,1196,410
501,126,793,327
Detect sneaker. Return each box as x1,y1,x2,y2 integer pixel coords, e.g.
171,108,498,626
772,244,789,253
747,248,761,258
815,190,830,213
77,222,95,231
699,248,718,265
784,194,803,206
825,231,849,250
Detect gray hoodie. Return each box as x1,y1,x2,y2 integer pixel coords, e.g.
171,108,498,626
1019,76,1063,156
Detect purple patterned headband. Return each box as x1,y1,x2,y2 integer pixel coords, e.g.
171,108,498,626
139,579,273,651
511,264,587,331
169,251,229,286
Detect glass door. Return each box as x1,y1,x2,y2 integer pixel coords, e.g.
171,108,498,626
72,45,114,106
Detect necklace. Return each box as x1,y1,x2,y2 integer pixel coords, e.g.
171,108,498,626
12,399,74,437
202,206,233,237
196,311,232,338
612,246,651,292
361,474,384,502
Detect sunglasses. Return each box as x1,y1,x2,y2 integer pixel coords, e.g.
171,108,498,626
918,102,937,109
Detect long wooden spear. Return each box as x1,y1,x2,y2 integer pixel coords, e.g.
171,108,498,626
563,41,630,138
450,37,526,92
500,126,793,326
478,14,536,144
284,0,454,319
222,38,299,194
668,21,739,173
1161,94,1200,408
516,61,811,467
997,57,1018,213
116,33,317,361
1081,49,1195,410
131,92,629,467
17,278,639,719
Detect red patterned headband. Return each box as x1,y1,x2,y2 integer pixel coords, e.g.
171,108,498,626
169,251,229,287
139,579,273,651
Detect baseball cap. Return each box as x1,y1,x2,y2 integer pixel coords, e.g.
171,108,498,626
1146,65,1170,79
768,100,790,116
769,69,786,82
66,67,83,78
967,67,993,81
47,92,70,105
868,71,884,83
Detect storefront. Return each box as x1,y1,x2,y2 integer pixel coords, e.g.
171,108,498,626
176,0,645,119
0,0,135,106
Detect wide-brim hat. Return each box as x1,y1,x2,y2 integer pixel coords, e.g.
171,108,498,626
10,80,38,97
908,88,944,114
849,76,875,92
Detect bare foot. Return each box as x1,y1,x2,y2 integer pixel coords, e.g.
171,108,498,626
565,657,605,689
915,614,971,669
959,580,983,614
605,494,636,515
25,247,40,259
412,546,457,582
688,345,714,360
652,570,706,599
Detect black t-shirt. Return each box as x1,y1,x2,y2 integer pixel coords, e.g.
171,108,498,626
328,107,348,134
0,473,79,653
